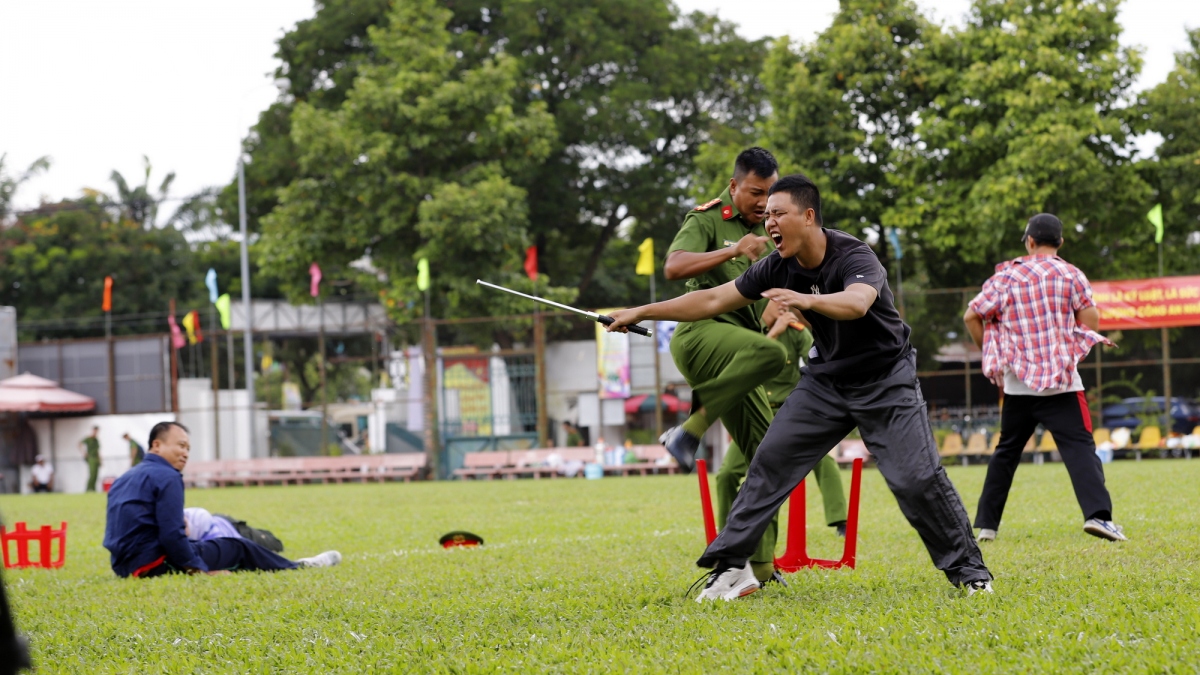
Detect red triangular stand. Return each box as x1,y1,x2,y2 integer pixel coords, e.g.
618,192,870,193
696,457,863,572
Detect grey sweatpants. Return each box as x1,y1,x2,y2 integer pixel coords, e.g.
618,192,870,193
696,352,992,587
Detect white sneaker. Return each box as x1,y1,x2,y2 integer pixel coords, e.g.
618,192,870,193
977,528,997,542
694,562,760,602
965,579,993,596
297,550,342,568
1083,519,1128,542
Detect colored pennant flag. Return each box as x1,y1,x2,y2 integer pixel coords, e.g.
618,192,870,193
417,258,430,292
1147,203,1164,244
102,276,113,312
205,268,219,304
215,294,232,330
885,228,903,260
261,354,274,372
524,245,538,281
167,313,186,349
181,311,202,345
636,238,654,276
309,262,322,298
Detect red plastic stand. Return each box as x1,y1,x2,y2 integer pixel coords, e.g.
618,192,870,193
696,457,863,572
774,458,863,571
1,522,68,569
696,459,718,544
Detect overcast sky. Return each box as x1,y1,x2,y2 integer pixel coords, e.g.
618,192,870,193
2,0,1197,216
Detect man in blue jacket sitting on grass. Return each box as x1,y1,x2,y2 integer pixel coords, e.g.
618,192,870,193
103,421,341,578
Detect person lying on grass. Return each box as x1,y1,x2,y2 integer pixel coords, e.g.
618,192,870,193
102,421,340,578
184,507,286,553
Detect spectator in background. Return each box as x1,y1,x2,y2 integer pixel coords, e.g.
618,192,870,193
29,456,53,493
123,433,145,468
79,426,101,492
562,421,583,447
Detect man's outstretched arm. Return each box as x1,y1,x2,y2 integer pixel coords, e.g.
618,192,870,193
604,281,753,330
761,284,878,321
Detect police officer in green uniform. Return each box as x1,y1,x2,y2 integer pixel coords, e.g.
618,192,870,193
718,314,848,549
662,147,786,582
80,426,101,492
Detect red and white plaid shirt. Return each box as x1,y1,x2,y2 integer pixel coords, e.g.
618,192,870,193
969,255,1113,392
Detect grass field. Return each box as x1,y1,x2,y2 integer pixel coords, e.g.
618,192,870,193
2,460,1199,674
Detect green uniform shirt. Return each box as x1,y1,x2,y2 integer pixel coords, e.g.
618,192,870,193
83,436,100,461
667,186,773,332
762,324,814,408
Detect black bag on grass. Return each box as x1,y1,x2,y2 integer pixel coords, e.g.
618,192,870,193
214,514,285,553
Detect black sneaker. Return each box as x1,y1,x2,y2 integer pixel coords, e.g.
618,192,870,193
659,426,699,474
833,522,847,538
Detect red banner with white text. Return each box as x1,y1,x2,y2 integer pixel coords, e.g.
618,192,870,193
1091,276,1200,330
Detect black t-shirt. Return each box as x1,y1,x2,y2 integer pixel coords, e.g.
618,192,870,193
734,228,911,378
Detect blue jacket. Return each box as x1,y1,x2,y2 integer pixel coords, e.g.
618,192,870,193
103,453,207,577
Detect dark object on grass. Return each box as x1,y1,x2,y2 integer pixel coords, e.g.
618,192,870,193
215,514,284,553
0,517,32,674
439,531,484,548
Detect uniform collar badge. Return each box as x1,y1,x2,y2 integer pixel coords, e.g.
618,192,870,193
721,205,734,220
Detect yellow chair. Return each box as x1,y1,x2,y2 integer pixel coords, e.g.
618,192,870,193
939,432,964,458
1137,426,1163,450
1092,427,1111,446
1038,431,1057,451
965,432,989,456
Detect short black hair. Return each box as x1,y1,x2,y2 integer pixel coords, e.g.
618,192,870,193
148,421,188,448
768,174,823,225
733,147,779,181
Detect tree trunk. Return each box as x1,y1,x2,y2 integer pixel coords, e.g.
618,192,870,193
575,211,623,298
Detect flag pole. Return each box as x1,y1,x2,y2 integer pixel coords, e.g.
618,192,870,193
238,159,257,458
651,271,662,440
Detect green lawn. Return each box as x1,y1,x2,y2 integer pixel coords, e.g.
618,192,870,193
2,460,1198,673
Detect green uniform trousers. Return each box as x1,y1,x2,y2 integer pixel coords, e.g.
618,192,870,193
671,319,784,563
670,319,782,459
86,457,100,492
718,445,847,560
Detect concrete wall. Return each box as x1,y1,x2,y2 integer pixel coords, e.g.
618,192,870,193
25,413,174,494
176,378,268,462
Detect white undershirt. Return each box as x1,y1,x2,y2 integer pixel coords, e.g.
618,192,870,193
1003,369,1084,396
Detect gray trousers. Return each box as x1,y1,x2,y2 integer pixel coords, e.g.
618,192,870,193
696,352,992,587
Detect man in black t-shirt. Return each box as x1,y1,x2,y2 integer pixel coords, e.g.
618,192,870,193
607,174,992,601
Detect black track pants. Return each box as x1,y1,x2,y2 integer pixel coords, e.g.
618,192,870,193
974,391,1112,530
696,352,992,587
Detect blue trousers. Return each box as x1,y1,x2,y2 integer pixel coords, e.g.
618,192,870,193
141,538,297,577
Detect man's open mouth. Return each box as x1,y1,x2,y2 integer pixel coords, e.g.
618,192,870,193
771,233,783,246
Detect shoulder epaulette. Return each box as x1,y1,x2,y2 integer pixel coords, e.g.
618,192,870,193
692,198,721,212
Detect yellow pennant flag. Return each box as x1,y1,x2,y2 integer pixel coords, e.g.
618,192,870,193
636,238,654,276
417,258,430,291
1147,203,1164,244
180,311,197,345
215,294,232,330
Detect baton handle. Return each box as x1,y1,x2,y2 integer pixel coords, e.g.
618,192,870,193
596,315,653,337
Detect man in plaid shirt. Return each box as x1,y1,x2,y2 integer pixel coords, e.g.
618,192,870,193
963,214,1126,543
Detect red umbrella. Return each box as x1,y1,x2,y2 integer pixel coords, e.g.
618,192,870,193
0,374,96,413
624,393,691,414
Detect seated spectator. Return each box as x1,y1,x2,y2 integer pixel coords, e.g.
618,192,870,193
29,455,53,493
103,421,340,578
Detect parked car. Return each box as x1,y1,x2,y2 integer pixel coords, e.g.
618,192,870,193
1100,397,1200,435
